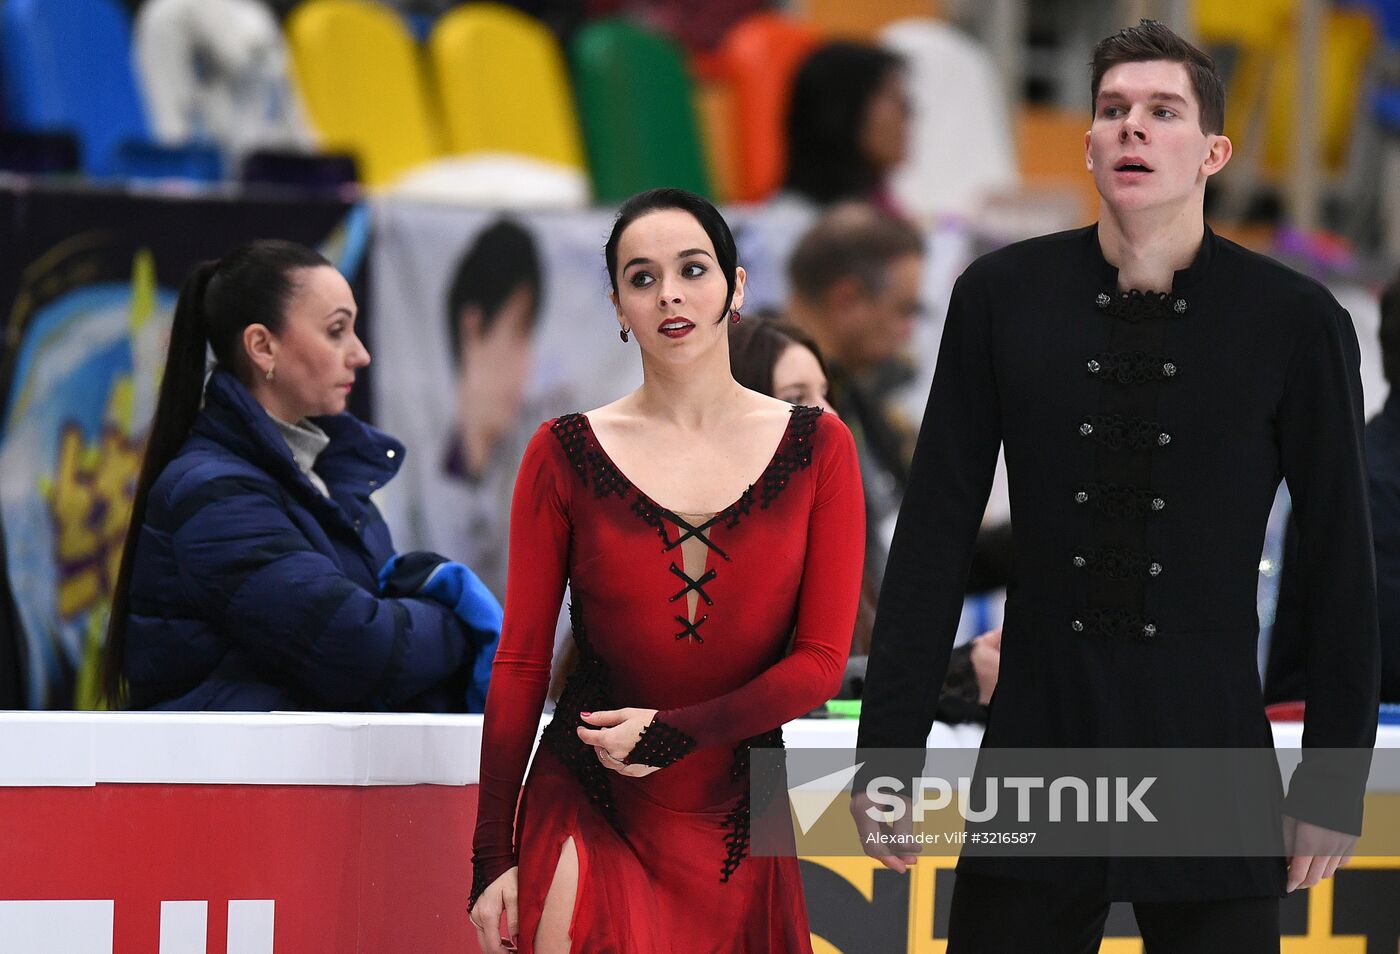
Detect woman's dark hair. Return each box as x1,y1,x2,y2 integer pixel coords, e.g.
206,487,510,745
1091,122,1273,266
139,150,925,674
604,188,738,321
728,314,828,396
784,42,904,204
445,218,542,360
101,239,331,707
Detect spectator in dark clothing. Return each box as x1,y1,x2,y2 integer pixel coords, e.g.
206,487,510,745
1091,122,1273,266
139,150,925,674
779,212,1011,720
1267,277,1400,704
783,41,911,213
103,240,500,711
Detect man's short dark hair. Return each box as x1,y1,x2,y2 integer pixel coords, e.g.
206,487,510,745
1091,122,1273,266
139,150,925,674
1381,272,1400,384
445,218,542,360
1091,19,1226,135
787,203,923,303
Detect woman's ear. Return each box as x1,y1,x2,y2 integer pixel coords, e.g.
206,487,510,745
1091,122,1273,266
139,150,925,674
731,266,747,313
611,291,628,334
242,323,277,379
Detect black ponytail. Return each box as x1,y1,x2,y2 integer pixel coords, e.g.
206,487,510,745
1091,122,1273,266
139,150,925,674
101,240,330,707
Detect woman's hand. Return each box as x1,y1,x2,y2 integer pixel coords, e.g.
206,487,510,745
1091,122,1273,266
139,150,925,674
576,707,662,776
469,867,518,953
970,627,1002,705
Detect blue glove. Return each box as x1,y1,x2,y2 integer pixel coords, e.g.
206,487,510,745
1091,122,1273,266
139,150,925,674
379,552,502,711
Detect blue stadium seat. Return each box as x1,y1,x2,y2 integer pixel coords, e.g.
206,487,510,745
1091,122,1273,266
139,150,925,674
0,0,150,176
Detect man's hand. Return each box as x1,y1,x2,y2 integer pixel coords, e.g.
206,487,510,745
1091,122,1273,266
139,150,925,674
849,791,920,874
1283,815,1356,892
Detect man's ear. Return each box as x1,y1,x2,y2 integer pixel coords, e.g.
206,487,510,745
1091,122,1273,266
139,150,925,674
1202,133,1232,178
1084,129,1094,172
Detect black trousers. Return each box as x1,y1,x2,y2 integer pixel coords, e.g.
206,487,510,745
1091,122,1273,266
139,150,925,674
947,871,1281,954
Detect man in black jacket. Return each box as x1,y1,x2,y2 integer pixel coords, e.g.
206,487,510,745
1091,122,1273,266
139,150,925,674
1268,275,1400,706
854,19,1379,952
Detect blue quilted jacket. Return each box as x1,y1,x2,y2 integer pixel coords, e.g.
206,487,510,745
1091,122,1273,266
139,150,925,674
122,369,475,711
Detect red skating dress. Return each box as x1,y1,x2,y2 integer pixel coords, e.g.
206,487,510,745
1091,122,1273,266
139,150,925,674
471,406,864,953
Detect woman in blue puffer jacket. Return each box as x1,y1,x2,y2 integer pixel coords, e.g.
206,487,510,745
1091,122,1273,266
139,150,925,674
103,239,499,711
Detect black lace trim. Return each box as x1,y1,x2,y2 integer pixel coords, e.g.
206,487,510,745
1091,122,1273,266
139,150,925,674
540,603,621,825
721,728,785,882
552,407,820,531
1072,546,1160,580
757,405,821,509
631,496,671,545
1079,414,1167,451
718,486,755,529
1081,608,1159,640
624,716,697,767
550,414,628,499
469,865,495,913
1094,289,1188,322
1087,351,1178,386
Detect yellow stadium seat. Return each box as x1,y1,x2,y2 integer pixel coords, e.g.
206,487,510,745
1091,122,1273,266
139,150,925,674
1262,8,1375,174
428,2,585,170
286,0,442,187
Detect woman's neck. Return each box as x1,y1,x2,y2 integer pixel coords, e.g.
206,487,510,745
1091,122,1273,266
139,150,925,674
630,329,747,429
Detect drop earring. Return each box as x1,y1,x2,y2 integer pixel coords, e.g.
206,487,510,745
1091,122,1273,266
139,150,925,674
265,364,275,381
619,327,630,343
730,308,741,324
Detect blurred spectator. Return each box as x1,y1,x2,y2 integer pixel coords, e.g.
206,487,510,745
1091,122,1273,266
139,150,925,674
1268,275,1400,705
728,313,833,414
729,311,1000,720
783,42,910,213
785,203,924,546
103,240,498,711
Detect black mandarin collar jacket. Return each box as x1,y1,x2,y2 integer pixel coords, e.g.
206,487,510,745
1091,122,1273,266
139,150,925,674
858,225,1381,901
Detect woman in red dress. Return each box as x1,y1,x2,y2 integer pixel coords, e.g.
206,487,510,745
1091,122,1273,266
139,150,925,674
468,189,865,954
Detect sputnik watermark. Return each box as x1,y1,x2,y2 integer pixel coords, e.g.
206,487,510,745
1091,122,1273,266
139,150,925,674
865,775,1157,824
749,747,1389,858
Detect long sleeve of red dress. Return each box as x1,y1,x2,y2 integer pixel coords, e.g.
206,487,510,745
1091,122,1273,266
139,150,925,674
470,408,864,907
472,425,572,901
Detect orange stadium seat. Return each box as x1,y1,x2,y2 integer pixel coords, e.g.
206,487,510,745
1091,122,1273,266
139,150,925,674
715,12,823,203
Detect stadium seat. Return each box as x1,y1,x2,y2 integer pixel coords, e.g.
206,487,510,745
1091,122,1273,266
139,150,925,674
286,0,442,187
132,0,314,162
0,0,150,177
881,18,1018,220
1261,8,1375,175
429,3,585,178
715,12,823,203
571,18,711,201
